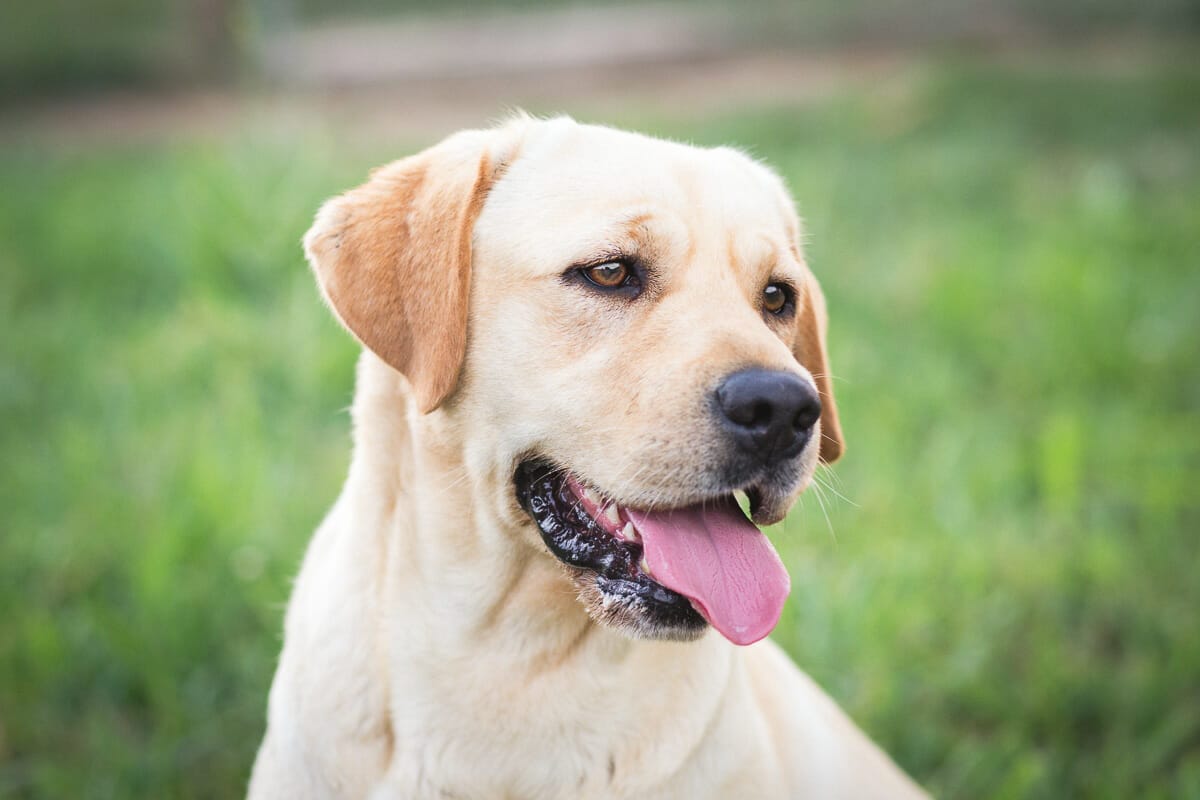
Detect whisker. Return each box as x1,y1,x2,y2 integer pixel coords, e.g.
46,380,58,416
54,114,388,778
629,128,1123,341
810,479,837,543
813,470,857,508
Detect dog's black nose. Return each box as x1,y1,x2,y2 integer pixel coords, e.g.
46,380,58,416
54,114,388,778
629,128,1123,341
715,369,821,465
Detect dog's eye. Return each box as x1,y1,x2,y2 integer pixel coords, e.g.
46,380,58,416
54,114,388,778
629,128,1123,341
763,283,792,315
582,261,633,289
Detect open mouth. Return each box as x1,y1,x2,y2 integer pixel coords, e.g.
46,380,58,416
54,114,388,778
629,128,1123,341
514,459,791,646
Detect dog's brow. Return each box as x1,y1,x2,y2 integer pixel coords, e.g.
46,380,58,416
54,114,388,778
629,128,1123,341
726,231,795,281
568,209,664,264
613,209,658,242
764,235,804,280
621,210,655,229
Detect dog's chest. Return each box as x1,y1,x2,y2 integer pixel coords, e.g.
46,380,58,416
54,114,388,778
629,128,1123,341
367,648,775,800
377,663,627,797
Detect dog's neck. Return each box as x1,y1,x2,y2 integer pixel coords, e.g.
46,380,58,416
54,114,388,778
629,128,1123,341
304,354,743,793
347,353,656,669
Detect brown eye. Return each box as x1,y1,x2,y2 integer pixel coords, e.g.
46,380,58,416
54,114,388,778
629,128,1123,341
583,262,630,289
763,283,789,314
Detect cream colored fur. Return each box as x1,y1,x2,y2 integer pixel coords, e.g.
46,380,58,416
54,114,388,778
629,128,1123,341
248,117,927,799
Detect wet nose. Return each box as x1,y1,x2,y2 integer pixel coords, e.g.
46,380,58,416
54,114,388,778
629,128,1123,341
714,369,822,466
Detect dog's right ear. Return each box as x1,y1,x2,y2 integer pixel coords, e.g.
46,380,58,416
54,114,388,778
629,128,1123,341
304,128,521,412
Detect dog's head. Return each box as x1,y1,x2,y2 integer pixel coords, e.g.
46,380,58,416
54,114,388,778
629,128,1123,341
305,117,844,646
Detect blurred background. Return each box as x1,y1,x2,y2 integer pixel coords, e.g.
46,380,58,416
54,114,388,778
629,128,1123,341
2,0,1198,797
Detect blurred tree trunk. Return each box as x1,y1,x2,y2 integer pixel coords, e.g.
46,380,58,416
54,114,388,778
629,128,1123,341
189,0,239,79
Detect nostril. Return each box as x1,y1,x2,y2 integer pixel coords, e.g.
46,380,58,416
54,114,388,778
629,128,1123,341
751,400,772,429
792,398,821,433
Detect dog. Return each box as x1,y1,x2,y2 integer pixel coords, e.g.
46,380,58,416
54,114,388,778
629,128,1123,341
248,116,927,799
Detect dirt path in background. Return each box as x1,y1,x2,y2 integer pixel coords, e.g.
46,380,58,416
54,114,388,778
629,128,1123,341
0,0,1176,148
1,51,907,147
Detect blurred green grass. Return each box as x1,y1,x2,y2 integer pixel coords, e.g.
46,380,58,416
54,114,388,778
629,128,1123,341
1,60,1198,798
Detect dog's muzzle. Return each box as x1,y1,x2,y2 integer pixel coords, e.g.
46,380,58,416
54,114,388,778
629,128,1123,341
715,368,821,468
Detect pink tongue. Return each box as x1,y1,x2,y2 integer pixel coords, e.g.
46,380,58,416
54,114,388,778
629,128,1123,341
625,499,790,646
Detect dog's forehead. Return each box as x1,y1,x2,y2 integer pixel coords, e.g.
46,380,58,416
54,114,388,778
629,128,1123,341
476,121,798,267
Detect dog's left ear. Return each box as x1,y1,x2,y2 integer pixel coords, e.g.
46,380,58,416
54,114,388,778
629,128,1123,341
795,274,845,464
756,163,846,464
304,127,520,412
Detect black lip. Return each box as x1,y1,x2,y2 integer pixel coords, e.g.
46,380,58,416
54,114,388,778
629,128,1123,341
513,459,705,628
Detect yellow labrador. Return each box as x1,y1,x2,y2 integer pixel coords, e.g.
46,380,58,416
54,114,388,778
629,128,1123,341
249,116,927,799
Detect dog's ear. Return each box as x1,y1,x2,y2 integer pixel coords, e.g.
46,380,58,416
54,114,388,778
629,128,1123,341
304,129,519,412
795,274,845,464
755,162,845,464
